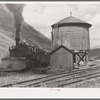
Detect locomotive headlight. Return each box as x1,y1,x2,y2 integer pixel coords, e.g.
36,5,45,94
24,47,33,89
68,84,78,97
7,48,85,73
48,65,51,69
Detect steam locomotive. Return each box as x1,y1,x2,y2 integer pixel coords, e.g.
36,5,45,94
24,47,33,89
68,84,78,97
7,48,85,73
9,41,50,73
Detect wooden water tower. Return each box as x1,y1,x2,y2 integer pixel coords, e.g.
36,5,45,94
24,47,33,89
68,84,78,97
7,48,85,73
51,14,92,65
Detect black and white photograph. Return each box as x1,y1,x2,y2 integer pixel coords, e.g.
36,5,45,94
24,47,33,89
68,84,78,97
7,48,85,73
0,1,100,88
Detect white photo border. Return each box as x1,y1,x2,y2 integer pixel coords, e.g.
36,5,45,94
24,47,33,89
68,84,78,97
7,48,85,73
0,1,100,99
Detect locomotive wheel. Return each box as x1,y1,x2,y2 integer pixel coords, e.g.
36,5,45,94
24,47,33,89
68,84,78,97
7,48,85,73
41,70,47,74
33,69,38,73
39,70,42,74
44,70,47,73
32,69,36,73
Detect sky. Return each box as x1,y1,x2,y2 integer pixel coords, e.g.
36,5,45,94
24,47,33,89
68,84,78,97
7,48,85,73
22,2,100,49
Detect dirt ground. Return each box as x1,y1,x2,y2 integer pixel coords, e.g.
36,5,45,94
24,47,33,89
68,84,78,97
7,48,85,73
0,70,48,86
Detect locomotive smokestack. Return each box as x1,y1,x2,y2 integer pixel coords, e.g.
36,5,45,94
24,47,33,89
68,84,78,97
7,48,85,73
6,4,24,47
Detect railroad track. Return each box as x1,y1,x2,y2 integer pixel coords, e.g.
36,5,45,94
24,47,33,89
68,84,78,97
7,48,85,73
1,66,100,87
25,67,100,87
44,71,100,87
58,72,100,87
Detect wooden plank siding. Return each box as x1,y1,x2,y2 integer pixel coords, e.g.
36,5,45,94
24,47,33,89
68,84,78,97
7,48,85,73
59,26,89,50
50,46,74,72
52,25,90,50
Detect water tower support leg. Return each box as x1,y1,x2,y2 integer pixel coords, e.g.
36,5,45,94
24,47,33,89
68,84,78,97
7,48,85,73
85,53,88,65
76,52,87,66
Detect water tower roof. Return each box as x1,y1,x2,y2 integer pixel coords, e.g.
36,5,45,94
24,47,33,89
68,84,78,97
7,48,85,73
51,16,92,28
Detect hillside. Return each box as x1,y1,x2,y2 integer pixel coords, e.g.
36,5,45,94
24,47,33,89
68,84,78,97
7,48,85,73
21,22,51,49
0,4,51,64
89,48,100,59
0,5,51,49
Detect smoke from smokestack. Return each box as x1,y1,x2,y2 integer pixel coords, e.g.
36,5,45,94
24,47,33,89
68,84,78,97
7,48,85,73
6,4,24,46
